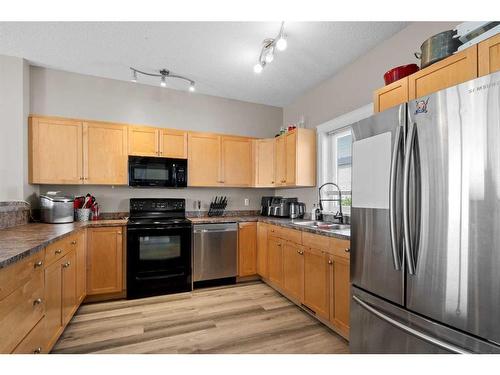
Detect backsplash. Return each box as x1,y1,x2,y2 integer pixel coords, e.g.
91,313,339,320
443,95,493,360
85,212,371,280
0,201,30,229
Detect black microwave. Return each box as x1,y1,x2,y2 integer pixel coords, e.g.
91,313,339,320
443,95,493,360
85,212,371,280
128,156,187,187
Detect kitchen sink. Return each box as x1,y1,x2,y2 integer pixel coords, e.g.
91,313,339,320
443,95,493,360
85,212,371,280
292,221,350,230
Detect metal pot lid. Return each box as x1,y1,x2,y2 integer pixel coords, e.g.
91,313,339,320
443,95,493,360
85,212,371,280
40,194,74,203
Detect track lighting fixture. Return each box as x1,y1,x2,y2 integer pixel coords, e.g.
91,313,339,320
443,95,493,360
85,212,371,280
253,22,287,74
130,67,196,92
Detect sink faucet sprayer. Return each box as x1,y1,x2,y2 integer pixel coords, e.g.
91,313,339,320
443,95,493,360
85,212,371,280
318,182,344,224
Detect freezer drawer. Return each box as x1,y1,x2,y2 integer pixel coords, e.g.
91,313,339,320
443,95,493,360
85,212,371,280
193,223,238,282
350,286,500,354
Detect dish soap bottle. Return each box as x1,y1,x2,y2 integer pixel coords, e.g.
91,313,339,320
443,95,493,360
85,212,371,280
311,203,316,221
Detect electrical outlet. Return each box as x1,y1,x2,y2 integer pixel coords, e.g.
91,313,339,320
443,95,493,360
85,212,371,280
244,198,249,206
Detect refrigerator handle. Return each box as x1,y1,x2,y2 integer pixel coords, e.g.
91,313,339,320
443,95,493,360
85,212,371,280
403,122,417,275
352,295,472,354
389,125,403,270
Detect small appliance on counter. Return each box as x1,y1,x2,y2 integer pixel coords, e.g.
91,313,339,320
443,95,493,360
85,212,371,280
40,193,74,223
270,197,298,218
289,202,306,219
260,196,279,216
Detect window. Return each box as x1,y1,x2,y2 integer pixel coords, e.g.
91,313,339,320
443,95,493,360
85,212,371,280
321,128,352,214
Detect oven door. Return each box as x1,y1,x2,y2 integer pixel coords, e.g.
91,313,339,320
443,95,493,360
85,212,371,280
127,225,192,298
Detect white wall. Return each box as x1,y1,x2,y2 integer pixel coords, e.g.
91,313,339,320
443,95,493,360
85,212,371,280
0,55,35,202
278,22,459,211
30,67,281,212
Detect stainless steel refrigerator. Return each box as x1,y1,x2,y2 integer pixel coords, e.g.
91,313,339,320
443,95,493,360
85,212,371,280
350,71,500,353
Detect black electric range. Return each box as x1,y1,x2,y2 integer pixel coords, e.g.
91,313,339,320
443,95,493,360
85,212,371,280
127,198,192,299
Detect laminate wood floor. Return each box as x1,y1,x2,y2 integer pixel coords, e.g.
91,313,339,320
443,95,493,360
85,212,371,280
52,281,349,354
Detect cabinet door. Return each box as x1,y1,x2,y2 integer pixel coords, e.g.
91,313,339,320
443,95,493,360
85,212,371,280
29,117,83,184
373,77,409,113
83,121,128,185
238,222,257,277
87,227,124,295
408,46,478,100
74,229,86,304
329,255,350,338
283,241,304,302
128,126,159,157
275,135,286,186
44,258,63,348
303,247,329,319
11,316,48,354
221,136,253,186
267,236,283,287
160,129,188,158
188,132,221,187
255,139,275,187
256,222,269,278
285,131,297,186
478,33,500,77
62,250,77,325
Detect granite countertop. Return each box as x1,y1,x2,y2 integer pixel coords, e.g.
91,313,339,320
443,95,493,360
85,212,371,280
0,219,127,269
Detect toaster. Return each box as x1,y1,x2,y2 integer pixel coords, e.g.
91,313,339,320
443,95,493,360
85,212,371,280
40,194,74,223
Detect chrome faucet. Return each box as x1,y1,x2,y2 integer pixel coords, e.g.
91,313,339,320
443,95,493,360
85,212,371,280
318,182,343,224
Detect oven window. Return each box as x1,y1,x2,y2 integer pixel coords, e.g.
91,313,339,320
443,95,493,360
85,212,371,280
133,165,169,181
139,235,181,261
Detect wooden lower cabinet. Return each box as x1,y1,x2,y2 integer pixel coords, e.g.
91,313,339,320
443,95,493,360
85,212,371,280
256,222,269,278
303,247,330,319
267,235,284,287
75,229,87,304
12,316,48,354
44,256,64,349
329,254,350,338
238,222,257,277
62,251,77,325
87,227,124,295
282,241,304,301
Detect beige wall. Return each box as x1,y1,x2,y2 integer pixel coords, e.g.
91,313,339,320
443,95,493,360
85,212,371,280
279,22,459,211
30,67,281,212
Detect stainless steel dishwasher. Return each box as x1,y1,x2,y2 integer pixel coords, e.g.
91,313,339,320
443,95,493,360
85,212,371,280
193,223,238,282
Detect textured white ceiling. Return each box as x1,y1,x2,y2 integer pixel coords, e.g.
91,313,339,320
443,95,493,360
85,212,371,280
0,22,408,107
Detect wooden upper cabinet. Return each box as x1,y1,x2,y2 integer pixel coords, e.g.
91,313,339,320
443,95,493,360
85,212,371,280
303,246,329,319
29,116,83,184
408,45,478,100
256,222,269,278
160,129,187,158
83,121,128,185
86,227,124,296
373,77,409,113
275,135,286,186
285,131,297,185
478,33,500,77
221,136,253,187
238,222,257,277
254,138,275,187
188,132,221,187
128,126,159,157
282,241,304,302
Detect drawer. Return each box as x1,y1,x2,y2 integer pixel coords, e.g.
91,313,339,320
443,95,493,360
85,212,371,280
267,225,302,244
0,251,45,301
0,270,45,353
302,231,330,250
45,233,77,266
329,238,351,259
12,316,48,354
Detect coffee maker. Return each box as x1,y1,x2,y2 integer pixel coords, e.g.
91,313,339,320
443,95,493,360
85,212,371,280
260,196,280,216
270,197,298,217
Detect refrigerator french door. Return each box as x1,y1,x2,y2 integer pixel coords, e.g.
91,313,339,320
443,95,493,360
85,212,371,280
350,71,500,354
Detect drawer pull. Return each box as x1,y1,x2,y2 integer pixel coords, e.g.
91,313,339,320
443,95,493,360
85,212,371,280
34,260,43,268
71,240,77,245
55,249,62,254
117,232,122,235
345,248,350,253
63,261,71,268
328,259,333,265
33,347,42,354
33,298,43,306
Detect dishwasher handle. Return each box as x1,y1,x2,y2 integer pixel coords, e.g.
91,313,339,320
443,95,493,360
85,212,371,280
193,228,238,234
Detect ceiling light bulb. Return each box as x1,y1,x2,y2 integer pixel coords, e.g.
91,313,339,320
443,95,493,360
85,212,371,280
264,48,274,63
276,36,287,51
189,83,195,92
160,75,167,87
253,63,264,74
131,69,137,83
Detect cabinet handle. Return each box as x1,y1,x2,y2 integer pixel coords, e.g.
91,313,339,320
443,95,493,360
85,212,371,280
33,347,42,354
271,181,275,184
117,232,122,235
299,251,304,255
33,298,43,306
55,249,62,254
345,248,350,253
328,259,333,265
277,243,282,247
71,240,77,245
34,260,43,268
63,261,71,268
